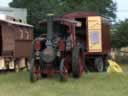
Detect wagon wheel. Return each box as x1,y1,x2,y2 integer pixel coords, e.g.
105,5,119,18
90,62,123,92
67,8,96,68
103,56,109,71
94,57,105,72
72,47,84,78
30,59,40,82
59,59,68,81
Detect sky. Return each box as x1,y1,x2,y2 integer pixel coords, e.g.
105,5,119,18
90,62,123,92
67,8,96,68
0,0,12,7
0,0,128,21
114,0,128,20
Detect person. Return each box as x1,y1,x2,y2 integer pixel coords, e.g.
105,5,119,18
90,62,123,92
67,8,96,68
66,35,72,51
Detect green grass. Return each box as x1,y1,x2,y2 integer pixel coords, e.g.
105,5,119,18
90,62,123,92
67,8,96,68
0,71,128,96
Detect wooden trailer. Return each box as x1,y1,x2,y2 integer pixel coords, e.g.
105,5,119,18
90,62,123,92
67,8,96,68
0,18,33,70
60,12,111,72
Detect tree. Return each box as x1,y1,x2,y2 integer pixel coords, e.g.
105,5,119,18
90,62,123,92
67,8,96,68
10,0,117,37
111,19,128,48
60,0,117,20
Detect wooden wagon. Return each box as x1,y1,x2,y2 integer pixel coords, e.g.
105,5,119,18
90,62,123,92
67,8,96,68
0,17,33,70
60,12,110,72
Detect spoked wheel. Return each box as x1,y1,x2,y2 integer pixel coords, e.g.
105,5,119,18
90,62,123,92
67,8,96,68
30,59,40,82
103,56,109,72
72,47,84,78
94,57,104,72
59,59,68,81
39,60,47,78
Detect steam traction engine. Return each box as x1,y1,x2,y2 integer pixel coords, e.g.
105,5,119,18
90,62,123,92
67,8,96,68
30,14,85,82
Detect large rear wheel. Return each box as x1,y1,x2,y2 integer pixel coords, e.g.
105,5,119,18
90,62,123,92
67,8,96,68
72,47,84,78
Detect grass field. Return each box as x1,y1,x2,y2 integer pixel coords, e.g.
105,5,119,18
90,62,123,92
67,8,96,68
0,71,128,96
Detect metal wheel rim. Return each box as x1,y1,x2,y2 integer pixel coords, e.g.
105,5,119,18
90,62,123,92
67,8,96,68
95,57,104,72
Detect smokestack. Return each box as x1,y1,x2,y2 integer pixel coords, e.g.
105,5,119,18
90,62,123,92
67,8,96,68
47,13,54,40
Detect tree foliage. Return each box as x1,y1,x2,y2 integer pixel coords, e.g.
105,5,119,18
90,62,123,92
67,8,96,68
111,19,128,48
10,0,117,37
60,0,117,19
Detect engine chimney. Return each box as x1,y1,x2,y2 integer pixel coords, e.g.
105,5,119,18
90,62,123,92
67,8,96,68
47,13,54,40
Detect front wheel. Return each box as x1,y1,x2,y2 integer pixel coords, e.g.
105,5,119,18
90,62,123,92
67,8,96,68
30,59,40,82
59,59,68,81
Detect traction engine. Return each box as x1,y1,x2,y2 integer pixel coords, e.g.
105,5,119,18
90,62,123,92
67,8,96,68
29,14,85,82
